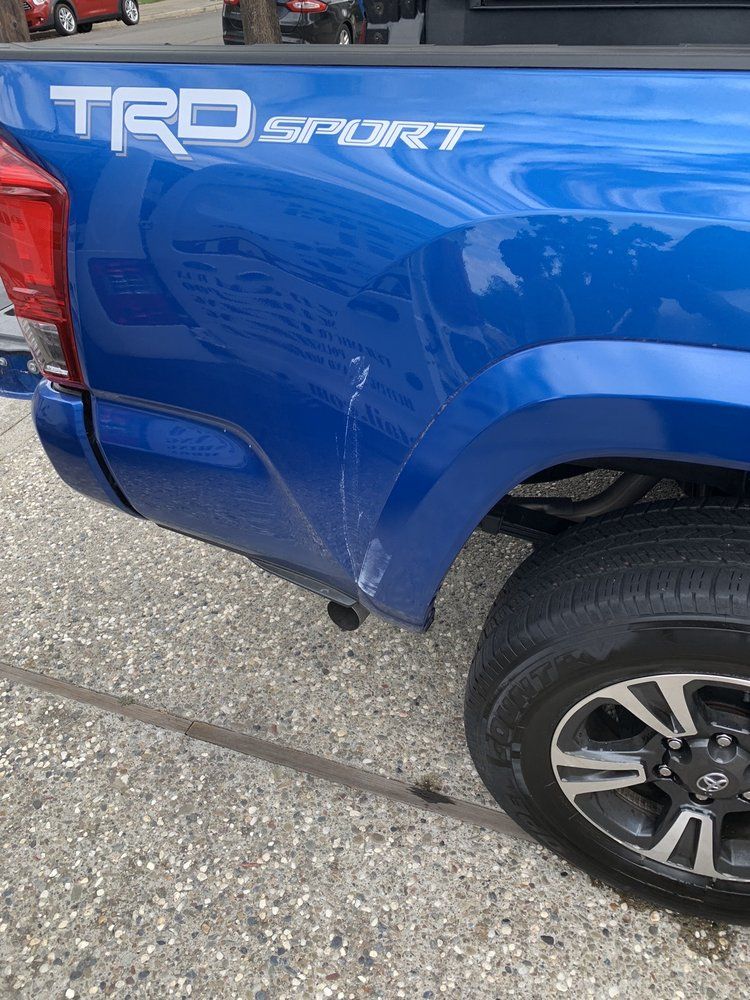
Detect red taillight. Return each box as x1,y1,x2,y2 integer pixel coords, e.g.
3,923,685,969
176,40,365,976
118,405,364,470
224,0,240,5
286,0,328,10
0,140,81,387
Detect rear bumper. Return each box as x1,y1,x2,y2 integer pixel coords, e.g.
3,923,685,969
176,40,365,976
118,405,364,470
0,306,41,399
24,2,53,32
0,353,39,398
33,381,139,517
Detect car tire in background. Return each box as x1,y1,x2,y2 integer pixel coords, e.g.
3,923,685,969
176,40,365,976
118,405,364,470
78,23,93,32
465,501,750,924
121,0,140,25
53,2,78,34
337,24,351,43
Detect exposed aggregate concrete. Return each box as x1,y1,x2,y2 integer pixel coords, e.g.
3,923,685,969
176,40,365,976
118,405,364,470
2,683,748,999
2,398,749,997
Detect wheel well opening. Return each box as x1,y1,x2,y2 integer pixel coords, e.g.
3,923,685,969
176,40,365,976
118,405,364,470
479,457,750,545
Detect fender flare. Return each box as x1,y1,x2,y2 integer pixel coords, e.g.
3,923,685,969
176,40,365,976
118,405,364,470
358,339,750,629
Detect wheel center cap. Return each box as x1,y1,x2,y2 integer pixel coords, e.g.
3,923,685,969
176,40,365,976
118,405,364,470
696,771,730,794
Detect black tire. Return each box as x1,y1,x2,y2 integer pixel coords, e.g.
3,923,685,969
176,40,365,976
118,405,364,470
53,2,78,35
465,500,750,924
120,0,140,25
337,24,352,44
77,22,93,32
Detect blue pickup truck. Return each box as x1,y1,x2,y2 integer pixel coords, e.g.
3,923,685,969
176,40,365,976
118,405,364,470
3,3,750,922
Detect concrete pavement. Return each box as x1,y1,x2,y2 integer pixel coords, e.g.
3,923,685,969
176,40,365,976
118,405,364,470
1,396,749,997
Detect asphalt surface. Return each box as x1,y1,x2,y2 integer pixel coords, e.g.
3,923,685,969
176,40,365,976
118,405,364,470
42,9,223,46
2,395,750,997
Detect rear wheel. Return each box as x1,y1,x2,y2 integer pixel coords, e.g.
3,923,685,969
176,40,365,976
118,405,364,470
465,501,750,923
337,24,351,44
78,22,93,32
121,0,139,25
53,2,77,35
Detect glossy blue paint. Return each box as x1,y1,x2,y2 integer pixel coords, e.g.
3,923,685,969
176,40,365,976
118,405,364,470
91,395,354,592
33,381,137,516
4,60,750,625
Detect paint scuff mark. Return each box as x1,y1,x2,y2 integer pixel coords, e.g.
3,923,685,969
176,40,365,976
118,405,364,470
357,537,391,598
340,356,370,573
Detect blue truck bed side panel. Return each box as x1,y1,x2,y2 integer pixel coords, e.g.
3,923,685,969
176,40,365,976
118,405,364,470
5,61,750,623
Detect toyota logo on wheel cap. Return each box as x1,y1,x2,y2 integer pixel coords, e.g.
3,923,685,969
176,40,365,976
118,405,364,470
696,772,730,794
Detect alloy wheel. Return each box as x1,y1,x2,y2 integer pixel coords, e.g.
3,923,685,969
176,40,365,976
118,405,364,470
551,673,750,882
58,6,76,31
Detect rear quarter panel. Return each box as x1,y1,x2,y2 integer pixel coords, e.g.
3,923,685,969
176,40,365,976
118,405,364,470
3,59,750,623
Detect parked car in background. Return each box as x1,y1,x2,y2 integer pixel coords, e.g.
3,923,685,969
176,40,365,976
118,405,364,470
23,0,139,36
223,0,364,45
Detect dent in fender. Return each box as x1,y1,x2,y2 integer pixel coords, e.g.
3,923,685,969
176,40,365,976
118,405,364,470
358,340,750,629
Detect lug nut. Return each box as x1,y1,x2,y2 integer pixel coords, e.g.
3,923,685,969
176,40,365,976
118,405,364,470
715,734,734,748
694,794,710,803
742,791,750,802
657,765,673,778
667,738,683,751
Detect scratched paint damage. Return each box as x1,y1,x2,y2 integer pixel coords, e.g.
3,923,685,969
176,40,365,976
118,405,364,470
340,356,370,575
339,353,393,599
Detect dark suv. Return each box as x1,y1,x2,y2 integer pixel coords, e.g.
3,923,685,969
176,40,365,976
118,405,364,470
223,0,364,44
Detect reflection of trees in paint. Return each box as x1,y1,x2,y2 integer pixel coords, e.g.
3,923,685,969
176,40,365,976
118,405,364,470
123,157,750,463
411,216,750,398
482,217,750,348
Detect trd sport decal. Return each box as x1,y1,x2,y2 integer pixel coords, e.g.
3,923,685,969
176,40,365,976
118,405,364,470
50,86,485,159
